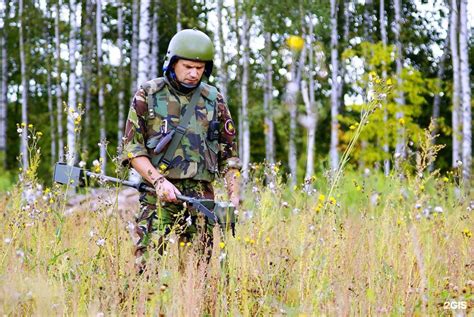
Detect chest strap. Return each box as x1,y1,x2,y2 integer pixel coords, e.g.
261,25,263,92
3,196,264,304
158,84,203,172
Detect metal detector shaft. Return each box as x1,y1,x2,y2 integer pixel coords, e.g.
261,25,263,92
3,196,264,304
53,162,219,224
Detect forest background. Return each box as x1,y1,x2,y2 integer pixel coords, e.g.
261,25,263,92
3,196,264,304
0,0,472,188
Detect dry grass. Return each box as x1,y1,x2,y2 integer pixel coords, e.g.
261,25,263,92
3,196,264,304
0,168,472,316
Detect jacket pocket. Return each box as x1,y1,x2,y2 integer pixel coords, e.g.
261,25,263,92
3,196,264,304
204,139,219,173
145,132,163,150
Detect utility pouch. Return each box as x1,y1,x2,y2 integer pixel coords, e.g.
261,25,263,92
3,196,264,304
207,120,220,141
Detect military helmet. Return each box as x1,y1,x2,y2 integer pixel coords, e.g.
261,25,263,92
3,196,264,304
163,29,215,77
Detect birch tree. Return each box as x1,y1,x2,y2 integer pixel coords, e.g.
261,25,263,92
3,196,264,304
149,0,160,79
19,0,28,170
97,0,106,172
240,8,250,180
130,0,139,92
66,0,79,165
450,0,461,168
216,0,228,99
117,1,125,147
0,1,7,168
176,0,182,32
394,0,406,167
263,30,275,166
380,0,390,175
301,15,317,186
288,38,306,188
45,6,56,165
459,0,471,183
329,0,339,172
137,0,151,87
82,0,94,156
55,1,64,162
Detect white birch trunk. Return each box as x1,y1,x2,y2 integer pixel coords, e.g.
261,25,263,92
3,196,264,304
149,1,159,79
130,0,139,92
263,31,274,165
240,10,250,181
394,0,406,167
329,0,339,172
45,7,56,165
380,0,390,175
176,0,182,32
66,0,78,165
117,1,125,147
288,45,306,188
459,0,471,183
19,0,28,170
450,0,461,168
97,0,106,172
216,0,228,99
137,0,151,88
303,17,317,186
0,3,7,169
55,2,64,162
82,0,94,156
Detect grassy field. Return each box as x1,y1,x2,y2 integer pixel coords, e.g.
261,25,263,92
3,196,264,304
0,164,472,316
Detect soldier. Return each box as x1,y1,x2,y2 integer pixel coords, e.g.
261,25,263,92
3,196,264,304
121,29,241,271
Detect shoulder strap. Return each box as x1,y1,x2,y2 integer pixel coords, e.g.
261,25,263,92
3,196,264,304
158,84,204,172
140,78,166,119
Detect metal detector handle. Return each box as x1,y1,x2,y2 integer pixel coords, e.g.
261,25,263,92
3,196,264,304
135,185,219,223
176,194,218,223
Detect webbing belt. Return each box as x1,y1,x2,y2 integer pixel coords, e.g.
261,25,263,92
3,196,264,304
157,84,203,172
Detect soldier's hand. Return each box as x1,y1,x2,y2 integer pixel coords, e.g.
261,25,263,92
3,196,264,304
154,177,182,203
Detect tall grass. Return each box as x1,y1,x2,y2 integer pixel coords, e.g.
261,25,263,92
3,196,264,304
0,160,472,315
0,81,472,315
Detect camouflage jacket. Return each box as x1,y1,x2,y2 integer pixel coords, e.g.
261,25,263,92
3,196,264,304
121,77,241,182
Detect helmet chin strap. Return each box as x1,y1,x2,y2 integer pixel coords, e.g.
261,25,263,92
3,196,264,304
168,69,200,93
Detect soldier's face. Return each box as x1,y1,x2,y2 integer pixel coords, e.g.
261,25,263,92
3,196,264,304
173,59,206,86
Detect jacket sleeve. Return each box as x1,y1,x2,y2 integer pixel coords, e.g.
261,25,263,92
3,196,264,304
120,89,151,167
216,92,241,174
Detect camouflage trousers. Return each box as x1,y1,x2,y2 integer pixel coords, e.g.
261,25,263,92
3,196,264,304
134,179,215,270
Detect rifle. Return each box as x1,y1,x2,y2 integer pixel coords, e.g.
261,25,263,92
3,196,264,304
53,162,235,231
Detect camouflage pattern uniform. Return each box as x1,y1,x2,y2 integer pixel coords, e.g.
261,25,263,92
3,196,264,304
121,77,240,264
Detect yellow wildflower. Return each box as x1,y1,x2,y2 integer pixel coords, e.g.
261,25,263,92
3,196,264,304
286,35,304,51
244,237,250,243
219,242,225,249
386,78,393,85
318,194,325,202
399,118,405,126
265,237,270,243
127,152,134,159
21,122,26,127
329,197,336,205
179,241,185,247
186,242,192,247
234,170,241,178
369,71,377,78
462,229,472,238
349,124,357,130
442,177,449,183
28,124,33,129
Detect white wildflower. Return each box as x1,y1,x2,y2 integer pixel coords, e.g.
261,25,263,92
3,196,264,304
78,161,86,168
434,206,443,213
4,238,12,244
92,159,100,167
96,238,105,247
